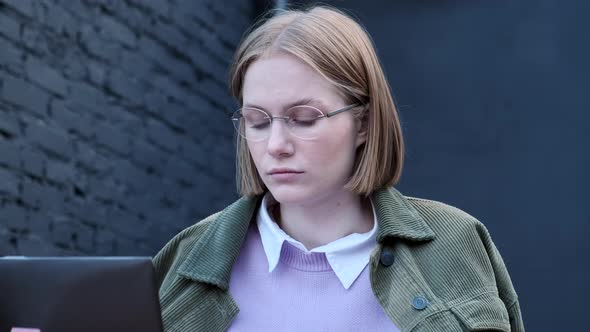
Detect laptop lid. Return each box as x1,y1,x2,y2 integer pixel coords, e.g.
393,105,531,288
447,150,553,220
0,257,163,332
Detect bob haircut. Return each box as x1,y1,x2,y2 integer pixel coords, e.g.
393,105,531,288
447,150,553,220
229,5,404,197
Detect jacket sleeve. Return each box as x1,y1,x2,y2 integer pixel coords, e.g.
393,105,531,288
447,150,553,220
476,222,525,332
507,300,525,332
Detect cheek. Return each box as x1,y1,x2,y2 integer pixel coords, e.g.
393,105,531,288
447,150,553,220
310,130,357,168
246,142,265,168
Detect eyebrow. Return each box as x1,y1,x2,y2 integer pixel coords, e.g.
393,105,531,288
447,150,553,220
243,98,328,112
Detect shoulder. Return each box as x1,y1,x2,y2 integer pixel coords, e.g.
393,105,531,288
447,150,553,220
152,194,261,292
405,195,477,224
163,211,221,251
402,196,522,329
402,195,496,262
401,195,518,305
404,195,492,243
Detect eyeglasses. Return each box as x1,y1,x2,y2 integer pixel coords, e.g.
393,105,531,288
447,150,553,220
231,104,360,141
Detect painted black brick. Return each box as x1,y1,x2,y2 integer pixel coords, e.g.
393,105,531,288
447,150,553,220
0,227,18,255
50,100,95,139
20,147,44,177
129,0,170,20
3,204,27,230
0,140,20,169
0,167,19,196
87,59,107,86
45,160,75,184
0,10,21,41
0,0,255,256
0,111,20,137
150,20,188,55
2,75,50,117
76,142,111,173
25,121,73,159
28,182,66,212
66,83,107,112
0,38,23,71
16,235,60,256
3,0,35,18
146,118,180,152
80,24,123,63
131,139,165,170
97,15,137,48
25,55,68,96
106,69,144,105
94,121,132,156
43,4,78,38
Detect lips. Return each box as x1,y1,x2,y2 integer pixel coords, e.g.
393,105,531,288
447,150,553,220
268,168,303,175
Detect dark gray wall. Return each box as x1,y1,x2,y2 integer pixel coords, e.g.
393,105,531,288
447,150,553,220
320,0,589,330
0,0,254,256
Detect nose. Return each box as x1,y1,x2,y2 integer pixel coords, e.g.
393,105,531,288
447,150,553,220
266,119,294,158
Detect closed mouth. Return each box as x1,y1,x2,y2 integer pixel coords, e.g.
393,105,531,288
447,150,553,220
268,169,303,175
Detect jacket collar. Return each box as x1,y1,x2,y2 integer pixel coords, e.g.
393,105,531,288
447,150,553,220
372,187,436,243
177,186,435,290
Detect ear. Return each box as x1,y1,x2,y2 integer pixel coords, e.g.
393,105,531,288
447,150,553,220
354,116,368,148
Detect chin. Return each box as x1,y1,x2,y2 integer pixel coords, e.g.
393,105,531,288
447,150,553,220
267,185,315,206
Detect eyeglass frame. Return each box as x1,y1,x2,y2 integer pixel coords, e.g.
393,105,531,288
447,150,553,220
230,103,362,141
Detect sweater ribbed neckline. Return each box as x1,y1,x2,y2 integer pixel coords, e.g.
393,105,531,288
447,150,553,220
279,241,332,272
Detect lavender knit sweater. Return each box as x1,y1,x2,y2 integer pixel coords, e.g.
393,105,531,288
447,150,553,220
227,224,401,331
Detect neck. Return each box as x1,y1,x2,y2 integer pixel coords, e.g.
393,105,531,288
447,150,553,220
271,190,374,250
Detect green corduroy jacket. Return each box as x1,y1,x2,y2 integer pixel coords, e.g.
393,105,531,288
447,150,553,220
153,187,524,331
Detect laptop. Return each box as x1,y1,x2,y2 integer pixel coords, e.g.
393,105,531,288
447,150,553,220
0,257,164,332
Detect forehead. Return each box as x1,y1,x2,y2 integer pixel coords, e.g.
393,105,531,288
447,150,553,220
242,52,343,111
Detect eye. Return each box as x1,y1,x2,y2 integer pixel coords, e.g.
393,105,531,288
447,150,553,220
291,118,317,127
287,106,323,127
250,121,270,129
242,108,270,130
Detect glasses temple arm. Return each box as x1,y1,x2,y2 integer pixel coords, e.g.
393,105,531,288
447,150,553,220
325,104,361,118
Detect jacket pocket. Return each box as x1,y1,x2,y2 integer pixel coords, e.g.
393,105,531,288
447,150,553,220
449,292,511,331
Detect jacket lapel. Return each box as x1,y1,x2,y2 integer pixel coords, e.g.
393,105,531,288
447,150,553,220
177,195,261,289
372,186,436,242
164,196,261,332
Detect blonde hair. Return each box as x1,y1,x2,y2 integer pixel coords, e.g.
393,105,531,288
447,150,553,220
229,5,404,197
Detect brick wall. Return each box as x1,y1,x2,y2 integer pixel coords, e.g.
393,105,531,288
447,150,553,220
0,0,255,256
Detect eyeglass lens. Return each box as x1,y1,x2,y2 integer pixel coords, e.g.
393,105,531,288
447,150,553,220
232,106,326,141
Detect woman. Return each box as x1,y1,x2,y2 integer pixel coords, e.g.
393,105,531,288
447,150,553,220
154,6,524,332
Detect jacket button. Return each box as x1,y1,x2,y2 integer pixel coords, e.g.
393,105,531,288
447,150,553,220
412,296,429,310
379,248,395,267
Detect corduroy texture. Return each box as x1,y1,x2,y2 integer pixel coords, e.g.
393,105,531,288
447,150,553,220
153,187,524,331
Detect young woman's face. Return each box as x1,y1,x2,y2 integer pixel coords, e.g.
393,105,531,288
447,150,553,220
242,52,366,205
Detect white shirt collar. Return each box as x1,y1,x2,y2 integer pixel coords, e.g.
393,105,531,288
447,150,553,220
256,193,378,290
